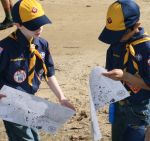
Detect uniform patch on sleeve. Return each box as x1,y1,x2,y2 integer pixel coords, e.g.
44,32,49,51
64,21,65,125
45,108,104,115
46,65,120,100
0,47,3,55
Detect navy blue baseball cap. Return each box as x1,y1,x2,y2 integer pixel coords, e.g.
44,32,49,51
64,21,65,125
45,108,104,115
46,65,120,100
99,0,140,44
12,0,52,31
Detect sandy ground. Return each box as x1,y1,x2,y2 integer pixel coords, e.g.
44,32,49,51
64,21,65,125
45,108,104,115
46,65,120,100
0,0,150,141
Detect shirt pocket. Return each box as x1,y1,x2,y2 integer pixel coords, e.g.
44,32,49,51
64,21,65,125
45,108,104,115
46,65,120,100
7,59,27,83
112,53,122,68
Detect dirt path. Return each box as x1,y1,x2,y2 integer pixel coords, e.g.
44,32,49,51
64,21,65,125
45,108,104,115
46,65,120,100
0,0,150,140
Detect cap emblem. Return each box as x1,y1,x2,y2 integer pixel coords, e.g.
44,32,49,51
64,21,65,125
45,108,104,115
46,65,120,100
107,17,112,24
32,7,38,13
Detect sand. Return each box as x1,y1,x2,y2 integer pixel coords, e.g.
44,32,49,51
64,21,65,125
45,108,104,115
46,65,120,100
0,0,150,140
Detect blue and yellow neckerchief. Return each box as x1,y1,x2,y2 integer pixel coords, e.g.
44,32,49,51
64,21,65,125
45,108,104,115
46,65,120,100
123,35,150,73
123,34,150,94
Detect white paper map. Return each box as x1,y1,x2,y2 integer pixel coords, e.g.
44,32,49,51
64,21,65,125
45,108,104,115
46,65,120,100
89,66,130,110
89,87,102,141
0,85,75,134
89,67,130,141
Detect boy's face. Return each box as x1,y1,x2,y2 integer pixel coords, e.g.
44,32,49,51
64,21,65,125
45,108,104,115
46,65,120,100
17,24,43,39
120,23,140,42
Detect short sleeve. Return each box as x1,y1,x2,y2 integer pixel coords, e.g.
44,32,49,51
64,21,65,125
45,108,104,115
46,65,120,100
106,46,113,70
44,43,55,77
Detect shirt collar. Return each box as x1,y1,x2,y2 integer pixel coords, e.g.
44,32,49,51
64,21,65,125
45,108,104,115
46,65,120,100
109,28,145,52
15,29,39,50
33,38,40,47
15,29,29,49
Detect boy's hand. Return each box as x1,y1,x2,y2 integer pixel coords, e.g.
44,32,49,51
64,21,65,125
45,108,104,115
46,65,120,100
0,94,6,100
102,69,124,81
60,98,76,111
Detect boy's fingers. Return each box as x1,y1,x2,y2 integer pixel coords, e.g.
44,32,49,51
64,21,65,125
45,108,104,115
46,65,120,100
102,73,113,78
0,94,6,99
102,71,113,75
60,99,76,111
102,72,109,76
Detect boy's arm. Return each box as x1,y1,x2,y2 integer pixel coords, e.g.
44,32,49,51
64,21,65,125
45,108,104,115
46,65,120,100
46,75,75,111
123,71,150,90
102,69,150,90
43,43,75,110
145,127,150,141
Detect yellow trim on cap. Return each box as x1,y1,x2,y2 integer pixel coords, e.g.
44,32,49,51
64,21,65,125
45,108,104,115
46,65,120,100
19,0,45,23
106,2,126,31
